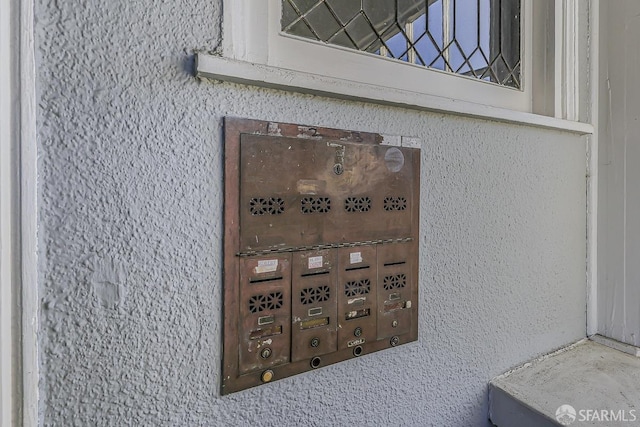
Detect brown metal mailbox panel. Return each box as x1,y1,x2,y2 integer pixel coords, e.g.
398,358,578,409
238,255,292,375
239,134,415,253
337,246,378,352
222,118,420,394
290,249,338,362
376,243,414,340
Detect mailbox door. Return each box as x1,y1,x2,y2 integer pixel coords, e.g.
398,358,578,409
239,255,292,374
376,243,413,339
337,246,378,351
291,249,338,362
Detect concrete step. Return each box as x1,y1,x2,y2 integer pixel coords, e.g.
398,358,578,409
489,339,640,426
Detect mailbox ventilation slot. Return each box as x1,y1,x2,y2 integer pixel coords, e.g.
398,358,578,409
345,196,372,212
249,197,285,215
300,285,331,305
345,279,371,297
384,196,407,211
248,292,284,313
301,197,331,214
383,274,407,290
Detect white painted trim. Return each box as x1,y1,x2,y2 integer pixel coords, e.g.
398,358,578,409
553,0,581,121
522,0,534,98
586,0,599,337
442,0,452,73
223,0,538,113
20,0,39,423
1,0,15,423
564,0,580,121
196,54,594,135
2,0,38,424
554,0,563,118
590,334,640,358
221,0,267,64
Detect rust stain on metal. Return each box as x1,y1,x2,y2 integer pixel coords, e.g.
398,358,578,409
267,122,282,136
296,179,326,195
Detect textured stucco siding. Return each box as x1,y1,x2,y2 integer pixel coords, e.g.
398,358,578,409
35,0,587,426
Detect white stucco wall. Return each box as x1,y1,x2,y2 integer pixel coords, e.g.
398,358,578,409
35,1,587,425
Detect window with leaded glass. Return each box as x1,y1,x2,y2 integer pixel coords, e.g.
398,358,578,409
281,0,521,89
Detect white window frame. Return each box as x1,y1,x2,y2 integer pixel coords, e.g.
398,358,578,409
197,0,593,134
0,0,14,421
227,0,532,111
1,0,39,424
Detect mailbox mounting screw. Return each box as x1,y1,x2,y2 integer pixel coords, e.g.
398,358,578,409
390,336,400,347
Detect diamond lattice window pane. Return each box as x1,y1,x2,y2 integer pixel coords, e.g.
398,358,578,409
282,0,521,89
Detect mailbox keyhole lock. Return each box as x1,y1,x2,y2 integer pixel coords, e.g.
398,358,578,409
310,337,320,348
328,142,345,175
260,348,272,359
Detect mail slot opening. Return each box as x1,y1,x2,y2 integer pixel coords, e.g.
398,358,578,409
384,301,407,313
383,261,406,267
249,276,284,284
301,270,330,278
345,265,370,272
249,325,283,340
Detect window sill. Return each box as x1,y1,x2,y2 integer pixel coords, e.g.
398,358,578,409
196,54,594,136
